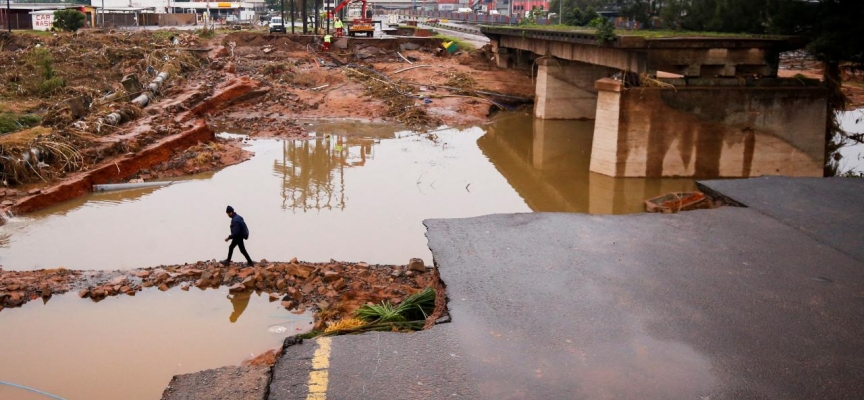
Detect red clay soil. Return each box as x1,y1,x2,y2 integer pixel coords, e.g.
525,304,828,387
12,120,214,214
143,137,253,180
1,31,535,217
1,258,437,333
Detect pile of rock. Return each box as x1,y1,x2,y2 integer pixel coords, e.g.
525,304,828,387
2,258,436,321
0,268,80,311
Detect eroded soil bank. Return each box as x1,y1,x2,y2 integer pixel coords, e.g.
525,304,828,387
0,29,534,217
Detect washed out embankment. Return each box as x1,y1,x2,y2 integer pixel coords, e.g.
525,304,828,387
1,30,534,217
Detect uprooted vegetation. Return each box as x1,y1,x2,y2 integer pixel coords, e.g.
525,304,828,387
0,31,207,187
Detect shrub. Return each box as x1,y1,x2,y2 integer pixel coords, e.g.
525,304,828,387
53,10,86,32
590,17,616,44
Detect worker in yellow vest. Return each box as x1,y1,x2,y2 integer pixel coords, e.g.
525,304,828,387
334,18,344,37
323,33,332,52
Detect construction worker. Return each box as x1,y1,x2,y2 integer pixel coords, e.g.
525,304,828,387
323,33,332,52
334,18,344,37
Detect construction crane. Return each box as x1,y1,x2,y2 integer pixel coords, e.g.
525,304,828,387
331,0,374,37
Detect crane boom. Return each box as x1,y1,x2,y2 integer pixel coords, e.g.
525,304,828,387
331,0,369,22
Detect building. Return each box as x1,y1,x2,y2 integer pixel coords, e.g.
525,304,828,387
512,0,547,16
1,1,94,30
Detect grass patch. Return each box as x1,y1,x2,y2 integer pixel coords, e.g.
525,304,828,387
15,30,55,37
151,30,175,40
485,24,789,39
434,33,475,51
0,113,42,135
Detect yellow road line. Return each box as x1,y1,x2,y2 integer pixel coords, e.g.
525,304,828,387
306,337,333,400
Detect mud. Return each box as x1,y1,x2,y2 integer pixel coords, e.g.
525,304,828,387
1,31,534,216
2,259,436,330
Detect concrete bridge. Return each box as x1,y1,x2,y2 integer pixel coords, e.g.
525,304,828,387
480,26,827,178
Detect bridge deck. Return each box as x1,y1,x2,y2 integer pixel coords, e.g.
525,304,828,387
480,26,802,51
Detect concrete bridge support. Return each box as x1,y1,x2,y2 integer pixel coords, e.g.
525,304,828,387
534,59,616,120
589,78,827,178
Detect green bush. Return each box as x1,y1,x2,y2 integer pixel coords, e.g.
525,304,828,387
590,17,616,44
24,48,66,96
0,113,42,134
53,10,86,32
38,77,66,96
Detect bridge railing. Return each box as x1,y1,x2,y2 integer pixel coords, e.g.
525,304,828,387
397,10,527,25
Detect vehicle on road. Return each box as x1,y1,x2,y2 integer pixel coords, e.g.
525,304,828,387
269,17,286,33
426,18,439,23
226,14,239,23
333,0,374,37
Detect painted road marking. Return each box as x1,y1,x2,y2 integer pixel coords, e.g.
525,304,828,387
306,337,332,400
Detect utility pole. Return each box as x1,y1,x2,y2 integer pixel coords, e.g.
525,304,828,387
313,0,318,33
101,0,104,28
6,0,11,33
558,0,562,25
280,0,285,33
301,0,307,33
291,0,295,33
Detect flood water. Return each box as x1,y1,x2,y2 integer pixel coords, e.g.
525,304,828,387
839,109,864,173
0,113,694,271
0,113,695,399
0,288,312,400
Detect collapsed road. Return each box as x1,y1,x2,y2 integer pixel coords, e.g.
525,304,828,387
2,24,863,400
254,176,864,400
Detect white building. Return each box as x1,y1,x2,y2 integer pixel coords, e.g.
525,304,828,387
95,0,265,17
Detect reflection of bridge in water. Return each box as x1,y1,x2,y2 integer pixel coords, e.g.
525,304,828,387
477,115,695,214
273,121,402,212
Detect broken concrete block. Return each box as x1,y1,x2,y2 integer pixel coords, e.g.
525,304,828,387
400,42,420,51
408,258,426,272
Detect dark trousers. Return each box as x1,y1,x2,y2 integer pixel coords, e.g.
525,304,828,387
228,238,253,263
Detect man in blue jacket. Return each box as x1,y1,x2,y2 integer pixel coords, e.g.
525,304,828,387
222,206,254,266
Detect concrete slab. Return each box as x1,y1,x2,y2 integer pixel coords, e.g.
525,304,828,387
699,176,864,262
162,365,270,400
425,209,864,399
269,329,477,400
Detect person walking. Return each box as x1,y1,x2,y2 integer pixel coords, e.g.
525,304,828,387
222,206,254,266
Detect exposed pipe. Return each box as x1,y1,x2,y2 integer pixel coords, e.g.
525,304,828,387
93,181,180,192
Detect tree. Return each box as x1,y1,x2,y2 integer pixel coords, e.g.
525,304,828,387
52,9,85,32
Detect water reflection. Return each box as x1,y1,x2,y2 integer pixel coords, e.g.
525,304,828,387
0,113,699,270
478,115,695,214
228,291,252,323
275,137,378,212
0,287,313,400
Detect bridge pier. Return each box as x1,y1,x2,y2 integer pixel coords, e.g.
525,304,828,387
589,78,827,178
534,59,615,120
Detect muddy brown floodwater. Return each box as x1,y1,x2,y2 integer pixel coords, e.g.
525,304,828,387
0,113,694,271
0,113,694,399
0,287,312,400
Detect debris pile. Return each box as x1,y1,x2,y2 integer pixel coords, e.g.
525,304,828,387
346,66,440,129
144,137,252,179
2,259,438,329
0,268,81,311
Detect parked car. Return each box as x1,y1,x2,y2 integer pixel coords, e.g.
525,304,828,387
226,14,239,23
427,18,439,23
269,17,286,33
